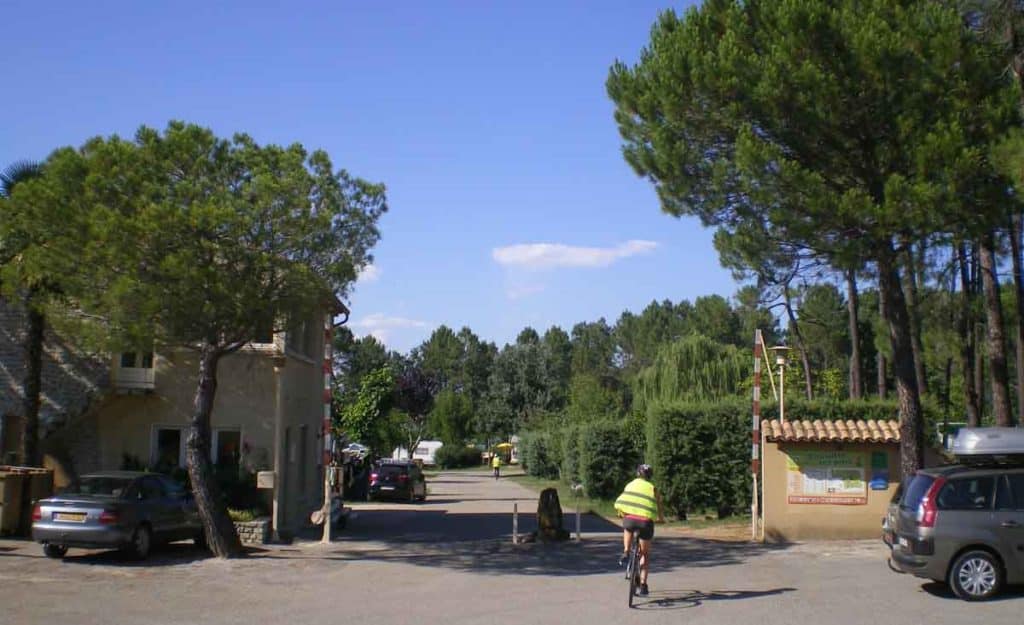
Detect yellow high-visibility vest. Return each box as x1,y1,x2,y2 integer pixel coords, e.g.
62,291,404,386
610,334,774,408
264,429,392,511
492,456,501,468
614,478,657,520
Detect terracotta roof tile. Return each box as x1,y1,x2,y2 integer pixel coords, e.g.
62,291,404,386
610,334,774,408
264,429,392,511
761,419,900,443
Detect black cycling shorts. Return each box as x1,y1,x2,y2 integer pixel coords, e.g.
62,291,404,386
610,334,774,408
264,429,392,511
622,516,654,540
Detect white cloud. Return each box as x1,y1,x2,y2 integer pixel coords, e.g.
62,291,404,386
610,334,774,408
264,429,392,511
492,240,658,270
507,284,546,300
356,264,381,283
352,313,430,332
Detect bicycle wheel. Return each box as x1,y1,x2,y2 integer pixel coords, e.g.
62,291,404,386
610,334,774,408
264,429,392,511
627,536,641,607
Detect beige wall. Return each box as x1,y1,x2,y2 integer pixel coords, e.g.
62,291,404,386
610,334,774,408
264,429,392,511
57,313,329,536
762,440,900,541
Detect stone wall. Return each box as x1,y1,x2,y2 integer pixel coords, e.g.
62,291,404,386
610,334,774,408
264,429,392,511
234,518,271,545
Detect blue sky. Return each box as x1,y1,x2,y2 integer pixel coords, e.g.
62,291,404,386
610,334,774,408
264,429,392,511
2,0,743,353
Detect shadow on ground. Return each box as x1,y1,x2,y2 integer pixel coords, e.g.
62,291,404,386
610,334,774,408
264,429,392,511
276,507,788,577
921,581,1024,602
0,539,210,566
631,587,797,610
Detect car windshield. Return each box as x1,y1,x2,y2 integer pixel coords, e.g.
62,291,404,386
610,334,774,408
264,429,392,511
900,474,935,510
379,465,407,478
61,476,135,498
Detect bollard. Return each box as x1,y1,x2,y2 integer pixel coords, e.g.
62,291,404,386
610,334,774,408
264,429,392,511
513,502,518,544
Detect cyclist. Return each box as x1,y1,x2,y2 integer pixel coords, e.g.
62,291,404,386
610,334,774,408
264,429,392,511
614,463,665,597
491,453,501,480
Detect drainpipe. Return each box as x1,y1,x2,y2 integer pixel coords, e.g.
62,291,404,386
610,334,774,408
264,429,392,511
271,354,286,541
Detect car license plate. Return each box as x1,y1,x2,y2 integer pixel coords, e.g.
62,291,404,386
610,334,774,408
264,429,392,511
898,537,909,548
54,512,87,523
381,486,395,491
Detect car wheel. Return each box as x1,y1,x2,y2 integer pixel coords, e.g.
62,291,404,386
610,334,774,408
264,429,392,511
43,543,68,559
949,550,1002,601
129,525,152,560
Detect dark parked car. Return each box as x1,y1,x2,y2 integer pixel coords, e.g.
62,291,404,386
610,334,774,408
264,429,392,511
31,471,204,559
890,464,1024,600
368,460,427,502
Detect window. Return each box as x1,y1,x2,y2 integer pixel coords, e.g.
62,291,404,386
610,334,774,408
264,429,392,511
213,429,241,469
1009,474,1024,511
937,476,995,511
120,352,154,368
995,476,1014,511
154,427,184,471
139,476,165,500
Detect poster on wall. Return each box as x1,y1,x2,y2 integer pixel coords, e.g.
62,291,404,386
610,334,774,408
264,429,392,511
785,449,867,505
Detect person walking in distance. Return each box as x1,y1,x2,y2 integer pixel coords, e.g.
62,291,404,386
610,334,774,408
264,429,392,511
492,453,501,480
614,464,665,597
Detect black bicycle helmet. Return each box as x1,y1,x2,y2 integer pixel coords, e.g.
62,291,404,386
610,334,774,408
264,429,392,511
637,463,653,479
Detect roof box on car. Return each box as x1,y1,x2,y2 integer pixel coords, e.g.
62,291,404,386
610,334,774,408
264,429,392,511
952,427,1024,465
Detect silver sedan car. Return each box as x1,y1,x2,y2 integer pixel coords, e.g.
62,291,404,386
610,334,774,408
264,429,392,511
31,471,204,559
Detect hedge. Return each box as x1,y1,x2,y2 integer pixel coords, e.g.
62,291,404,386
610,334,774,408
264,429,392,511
434,445,482,469
646,400,750,519
560,423,582,485
578,420,639,499
519,431,560,479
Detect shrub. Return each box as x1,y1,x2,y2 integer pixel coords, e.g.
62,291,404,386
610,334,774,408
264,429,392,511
519,431,560,479
434,445,482,469
578,420,638,499
560,423,582,484
646,400,749,519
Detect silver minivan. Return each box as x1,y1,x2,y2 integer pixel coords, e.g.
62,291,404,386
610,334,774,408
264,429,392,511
889,464,1024,600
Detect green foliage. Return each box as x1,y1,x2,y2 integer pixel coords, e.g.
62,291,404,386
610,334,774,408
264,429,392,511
577,420,639,499
339,366,395,454
646,401,750,519
433,445,481,469
560,423,582,485
567,373,625,422
518,430,560,479
429,389,473,445
632,334,750,410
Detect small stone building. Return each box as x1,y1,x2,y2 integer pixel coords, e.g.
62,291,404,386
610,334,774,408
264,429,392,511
761,418,901,541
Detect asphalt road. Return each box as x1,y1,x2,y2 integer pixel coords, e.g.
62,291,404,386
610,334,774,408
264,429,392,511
0,468,1021,625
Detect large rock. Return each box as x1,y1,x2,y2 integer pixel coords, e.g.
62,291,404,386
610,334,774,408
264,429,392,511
536,487,570,542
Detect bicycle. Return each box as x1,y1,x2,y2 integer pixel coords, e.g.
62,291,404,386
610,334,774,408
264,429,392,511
623,527,642,607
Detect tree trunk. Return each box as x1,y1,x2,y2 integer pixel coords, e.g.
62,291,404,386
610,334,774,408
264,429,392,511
1010,215,1024,425
903,247,928,396
783,287,814,400
878,285,887,399
846,270,863,399
957,243,980,427
878,249,925,478
19,288,44,467
187,344,243,558
979,233,1013,426
973,244,986,420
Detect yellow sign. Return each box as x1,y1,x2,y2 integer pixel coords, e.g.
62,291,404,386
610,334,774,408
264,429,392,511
785,449,867,505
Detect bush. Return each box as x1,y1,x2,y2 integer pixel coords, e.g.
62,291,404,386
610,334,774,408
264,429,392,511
646,400,749,519
578,420,638,499
434,445,482,469
519,431,560,479
560,423,582,484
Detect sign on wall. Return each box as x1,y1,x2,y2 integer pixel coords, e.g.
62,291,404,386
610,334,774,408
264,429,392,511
785,449,867,505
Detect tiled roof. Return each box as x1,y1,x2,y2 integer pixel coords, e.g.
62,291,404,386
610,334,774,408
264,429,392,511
763,419,900,443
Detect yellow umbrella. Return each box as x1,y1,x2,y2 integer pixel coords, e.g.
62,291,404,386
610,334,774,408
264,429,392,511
494,443,513,450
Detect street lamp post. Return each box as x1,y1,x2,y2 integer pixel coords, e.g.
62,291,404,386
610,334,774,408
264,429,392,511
769,346,791,423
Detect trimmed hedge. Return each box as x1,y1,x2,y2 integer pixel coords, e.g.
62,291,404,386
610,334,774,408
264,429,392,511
560,423,582,485
578,420,640,499
646,400,749,519
519,431,560,479
434,445,482,469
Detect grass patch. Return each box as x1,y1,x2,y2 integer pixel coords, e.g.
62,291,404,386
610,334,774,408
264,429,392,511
508,474,750,530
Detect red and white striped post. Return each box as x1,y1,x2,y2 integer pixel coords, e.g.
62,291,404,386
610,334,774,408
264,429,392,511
752,329,763,541
322,313,335,544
